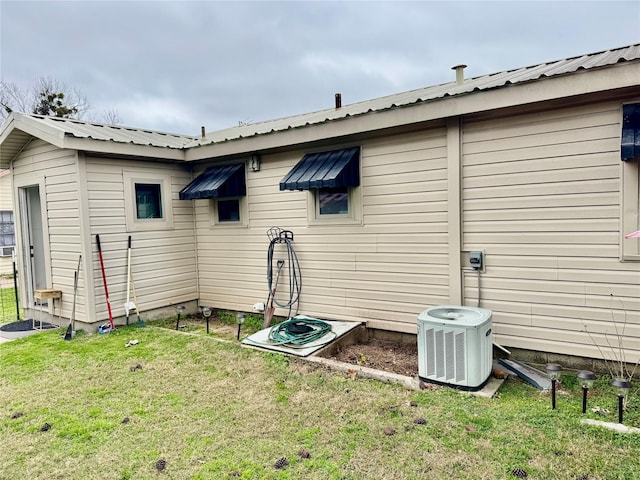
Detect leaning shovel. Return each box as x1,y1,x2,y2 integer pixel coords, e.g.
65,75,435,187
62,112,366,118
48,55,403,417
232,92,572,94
64,254,81,341
263,259,284,328
124,236,135,325
126,235,145,328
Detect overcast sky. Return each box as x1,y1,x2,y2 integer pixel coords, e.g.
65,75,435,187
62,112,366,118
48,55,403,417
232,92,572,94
1,1,639,136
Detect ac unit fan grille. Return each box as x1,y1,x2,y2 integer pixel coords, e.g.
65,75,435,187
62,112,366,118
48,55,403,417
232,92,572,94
423,327,466,382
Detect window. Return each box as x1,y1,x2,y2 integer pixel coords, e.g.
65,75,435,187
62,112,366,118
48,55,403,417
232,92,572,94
280,146,362,225
208,197,248,227
0,210,14,256
308,186,361,225
622,160,639,260
124,171,174,231
179,163,248,227
621,103,640,260
217,198,240,222
135,183,162,219
318,187,349,215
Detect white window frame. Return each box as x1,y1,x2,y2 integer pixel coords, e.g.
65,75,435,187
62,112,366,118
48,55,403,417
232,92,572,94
621,156,639,261
0,210,15,253
621,101,640,261
124,170,174,232
306,185,362,226
208,196,248,228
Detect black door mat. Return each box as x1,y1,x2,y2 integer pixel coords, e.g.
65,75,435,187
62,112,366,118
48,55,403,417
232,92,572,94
0,319,57,332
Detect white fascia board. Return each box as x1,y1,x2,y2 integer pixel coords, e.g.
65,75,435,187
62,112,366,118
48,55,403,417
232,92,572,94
62,137,187,161
12,114,67,147
1,114,186,162
185,62,640,162
0,114,17,145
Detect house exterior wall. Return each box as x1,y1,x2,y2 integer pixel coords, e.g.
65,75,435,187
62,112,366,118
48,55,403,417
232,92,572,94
84,156,198,323
195,96,639,362
0,170,13,275
2,58,637,363
195,127,449,333
461,99,640,360
10,139,86,321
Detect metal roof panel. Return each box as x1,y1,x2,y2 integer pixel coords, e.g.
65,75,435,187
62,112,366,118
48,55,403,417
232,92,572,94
32,115,197,149
189,43,640,147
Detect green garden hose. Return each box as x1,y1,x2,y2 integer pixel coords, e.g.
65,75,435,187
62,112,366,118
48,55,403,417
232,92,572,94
267,315,335,348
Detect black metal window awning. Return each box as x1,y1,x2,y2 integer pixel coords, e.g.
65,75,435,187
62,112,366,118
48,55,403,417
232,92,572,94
622,104,640,161
179,163,246,200
279,146,360,191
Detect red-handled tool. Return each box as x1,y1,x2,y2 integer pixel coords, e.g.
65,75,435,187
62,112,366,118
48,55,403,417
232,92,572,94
96,234,115,330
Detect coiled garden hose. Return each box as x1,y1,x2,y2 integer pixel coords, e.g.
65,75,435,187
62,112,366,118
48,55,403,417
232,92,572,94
266,227,302,319
267,315,335,348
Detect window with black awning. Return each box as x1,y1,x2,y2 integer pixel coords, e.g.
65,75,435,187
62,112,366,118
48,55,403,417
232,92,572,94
279,146,360,191
179,163,246,200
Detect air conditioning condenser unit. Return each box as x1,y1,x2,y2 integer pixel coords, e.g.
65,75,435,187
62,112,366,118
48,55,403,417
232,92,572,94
417,306,492,390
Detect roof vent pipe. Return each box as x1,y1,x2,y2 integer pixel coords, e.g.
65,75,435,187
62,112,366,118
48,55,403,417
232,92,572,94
201,126,206,139
335,93,342,109
451,64,467,86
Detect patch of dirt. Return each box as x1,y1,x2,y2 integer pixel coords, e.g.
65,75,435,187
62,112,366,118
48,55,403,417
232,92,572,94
330,340,419,377
165,314,239,339
162,314,421,377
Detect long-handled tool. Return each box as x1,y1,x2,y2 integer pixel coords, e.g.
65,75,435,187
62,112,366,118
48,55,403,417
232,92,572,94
64,254,81,340
96,234,115,331
127,235,145,328
130,269,145,328
124,235,135,325
263,227,302,328
263,259,284,328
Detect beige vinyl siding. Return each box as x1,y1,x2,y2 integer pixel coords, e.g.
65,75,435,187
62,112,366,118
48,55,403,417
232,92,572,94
85,157,197,321
11,139,87,320
194,128,448,332
462,101,640,360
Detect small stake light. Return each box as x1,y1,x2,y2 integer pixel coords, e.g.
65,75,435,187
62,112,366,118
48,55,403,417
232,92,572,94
174,305,186,331
577,370,597,414
200,306,213,334
546,363,563,410
236,313,246,340
611,378,632,424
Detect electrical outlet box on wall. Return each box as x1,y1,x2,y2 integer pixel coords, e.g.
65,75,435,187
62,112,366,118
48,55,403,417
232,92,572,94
463,250,485,272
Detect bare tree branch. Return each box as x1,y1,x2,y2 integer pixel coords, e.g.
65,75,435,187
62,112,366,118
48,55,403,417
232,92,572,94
1,76,122,126
0,81,31,119
99,108,123,125
30,76,89,118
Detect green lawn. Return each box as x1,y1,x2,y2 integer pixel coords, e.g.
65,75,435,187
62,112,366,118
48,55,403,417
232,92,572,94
1,324,639,479
0,285,22,324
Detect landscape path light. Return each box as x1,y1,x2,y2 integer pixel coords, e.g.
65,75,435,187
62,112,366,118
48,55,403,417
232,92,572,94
611,378,632,424
236,313,246,340
175,305,185,331
546,363,563,410
577,370,597,414
200,306,213,334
